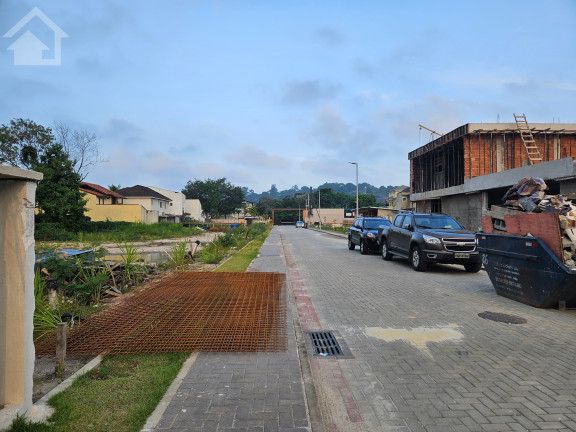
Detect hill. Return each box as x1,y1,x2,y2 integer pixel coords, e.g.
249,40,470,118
243,183,405,204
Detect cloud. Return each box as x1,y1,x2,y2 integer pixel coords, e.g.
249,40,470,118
224,145,290,169
0,76,60,108
374,95,464,143
352,57,377,77
100,118,143,147
303,105,381,151
301,157,351,178
281,79,341,105
91,148,192,190
315,27,345,47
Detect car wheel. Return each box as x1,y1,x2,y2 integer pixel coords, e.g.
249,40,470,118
381,240,392,261
348,237,355,250
360,239,367,255
410,246,428,271
464,262,482,273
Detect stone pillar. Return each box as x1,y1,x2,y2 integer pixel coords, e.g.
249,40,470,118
0,165,42,429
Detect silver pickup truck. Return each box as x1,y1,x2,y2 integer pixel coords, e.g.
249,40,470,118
377,212,481,272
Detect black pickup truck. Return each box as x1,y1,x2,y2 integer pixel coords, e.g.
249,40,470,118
377,212,481,272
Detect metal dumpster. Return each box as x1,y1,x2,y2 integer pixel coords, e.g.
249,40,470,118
477,233,576,308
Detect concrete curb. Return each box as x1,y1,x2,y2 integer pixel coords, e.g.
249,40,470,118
307,228,347,238
140,352,199,432
27,355,103,423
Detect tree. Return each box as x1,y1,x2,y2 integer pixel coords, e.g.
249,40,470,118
0,118,54,169
108,184,121,192
246,206,260,216
34,144,87,231
182,178,245,219
53,121,104,180
255,196,282,217
358,193,378,207
0,118,104,180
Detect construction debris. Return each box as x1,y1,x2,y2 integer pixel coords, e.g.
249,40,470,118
486,177,576,268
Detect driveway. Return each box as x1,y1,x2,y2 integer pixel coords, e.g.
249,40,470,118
279,226,576,432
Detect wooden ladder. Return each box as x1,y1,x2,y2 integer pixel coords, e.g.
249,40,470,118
514,113,542,164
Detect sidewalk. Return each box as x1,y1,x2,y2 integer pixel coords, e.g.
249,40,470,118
146,227,312,432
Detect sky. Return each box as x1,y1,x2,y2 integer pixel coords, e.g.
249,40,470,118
1,1,575,195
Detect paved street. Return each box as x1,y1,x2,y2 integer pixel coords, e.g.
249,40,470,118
152,226,576,432
282,226,576,432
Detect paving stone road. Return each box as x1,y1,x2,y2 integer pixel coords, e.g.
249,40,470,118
281,226,576,432
151,226,576,432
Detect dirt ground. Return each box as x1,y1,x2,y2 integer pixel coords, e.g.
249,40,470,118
33,356,94,402
100,231,221,255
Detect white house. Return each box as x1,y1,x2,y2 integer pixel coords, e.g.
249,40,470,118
148,186,186,222
117,185,172,222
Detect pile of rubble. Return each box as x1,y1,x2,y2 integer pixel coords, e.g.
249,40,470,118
502,177,576,216
502,177,576,267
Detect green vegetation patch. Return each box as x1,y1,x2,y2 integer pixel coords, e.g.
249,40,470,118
215,227,271,272
5,353,188,432
36,221,202,242
196,223,268,265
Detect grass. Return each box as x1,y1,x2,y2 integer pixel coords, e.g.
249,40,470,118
36,221,203,243
5,353,189,432
215,228,271,272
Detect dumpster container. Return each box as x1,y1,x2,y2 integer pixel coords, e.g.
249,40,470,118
477,233,576,308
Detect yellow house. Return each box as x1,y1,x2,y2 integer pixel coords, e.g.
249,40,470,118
80,182,159,224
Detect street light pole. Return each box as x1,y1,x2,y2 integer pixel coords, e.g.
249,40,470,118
318,189,321,230
349,162,359,217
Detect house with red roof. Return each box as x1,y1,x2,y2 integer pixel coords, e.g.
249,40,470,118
80,182,159,224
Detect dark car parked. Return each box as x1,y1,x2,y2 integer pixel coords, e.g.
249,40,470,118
378,212,481,272
348,217,391,254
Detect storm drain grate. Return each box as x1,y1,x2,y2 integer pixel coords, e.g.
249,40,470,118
478,311,527,324
309,331,343,356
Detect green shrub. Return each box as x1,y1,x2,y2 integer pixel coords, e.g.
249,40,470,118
33,268,62,342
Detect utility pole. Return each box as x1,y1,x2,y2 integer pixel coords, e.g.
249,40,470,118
318,189,322,230
349,162,359,217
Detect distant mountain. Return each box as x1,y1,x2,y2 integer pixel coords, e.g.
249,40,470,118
243,183,403,204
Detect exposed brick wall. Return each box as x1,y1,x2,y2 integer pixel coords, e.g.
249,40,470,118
462,133,576,181
481,216,494,233
504,213,563,260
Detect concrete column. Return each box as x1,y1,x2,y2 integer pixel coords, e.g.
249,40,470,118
496,135,504,172
0,166,42,429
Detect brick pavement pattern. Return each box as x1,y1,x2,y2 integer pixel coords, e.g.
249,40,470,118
152,228,310,432
279,226,576,432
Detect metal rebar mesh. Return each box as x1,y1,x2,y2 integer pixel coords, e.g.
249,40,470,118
35,272,287,356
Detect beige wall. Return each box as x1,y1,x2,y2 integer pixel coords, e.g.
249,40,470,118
185,199,204,221
85,194,159,224
306,208,353,226
0,166,41,428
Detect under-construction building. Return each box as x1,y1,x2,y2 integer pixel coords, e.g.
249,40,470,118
409,120,576,230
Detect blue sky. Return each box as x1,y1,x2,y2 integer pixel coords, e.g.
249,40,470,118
2,1,575,194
